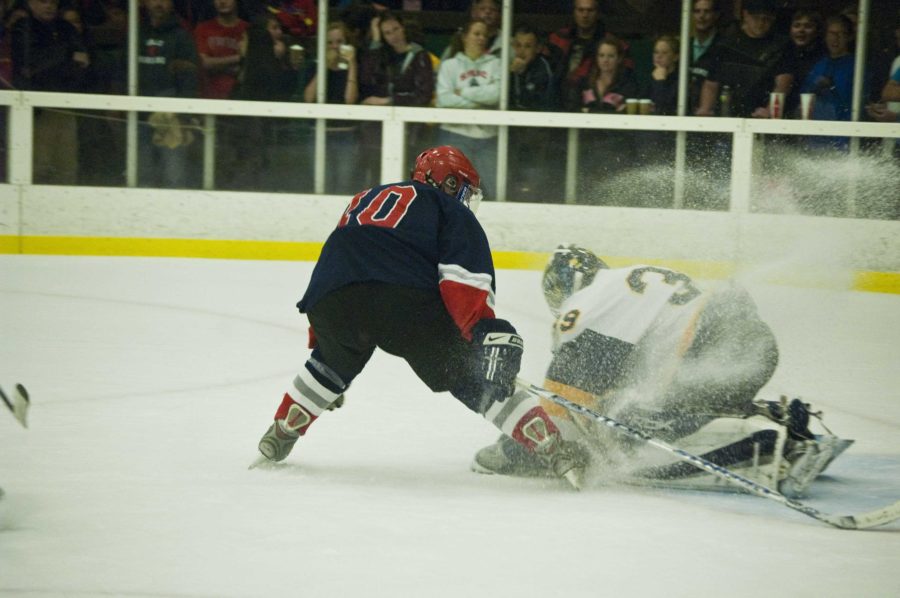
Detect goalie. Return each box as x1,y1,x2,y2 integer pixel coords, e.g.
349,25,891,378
472,245,851,497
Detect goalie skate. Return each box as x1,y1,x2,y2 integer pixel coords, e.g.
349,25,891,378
779,435,844,498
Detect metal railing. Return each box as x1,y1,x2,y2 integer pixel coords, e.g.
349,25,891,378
2,89,897,214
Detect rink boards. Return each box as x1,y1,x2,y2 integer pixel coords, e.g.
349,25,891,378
0,184,898,294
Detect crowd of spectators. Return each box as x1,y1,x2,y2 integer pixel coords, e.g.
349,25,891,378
0,0,897,195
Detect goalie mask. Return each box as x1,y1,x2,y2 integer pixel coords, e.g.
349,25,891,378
542,245,608,315
411,145,484,213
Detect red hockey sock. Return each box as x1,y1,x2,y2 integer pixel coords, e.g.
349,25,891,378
510,406,560,452
273,393,318,435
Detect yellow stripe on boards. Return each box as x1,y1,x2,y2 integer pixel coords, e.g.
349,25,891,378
1,235,898,295
11,236,323,261
854,271,900,295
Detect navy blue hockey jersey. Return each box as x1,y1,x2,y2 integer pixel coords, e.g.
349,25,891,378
298,181,496,338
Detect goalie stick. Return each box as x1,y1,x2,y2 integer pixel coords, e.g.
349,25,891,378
1,384,30,428
518,379,900,531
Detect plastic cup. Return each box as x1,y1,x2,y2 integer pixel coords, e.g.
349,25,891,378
800,93,815,120
625,99,639,115
639,99,653,115
289,44,305,63
768,92,785,119
337,44,353,70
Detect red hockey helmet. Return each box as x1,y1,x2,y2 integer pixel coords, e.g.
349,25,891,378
411,145,484,212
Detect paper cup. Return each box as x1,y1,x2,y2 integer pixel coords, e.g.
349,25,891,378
639,99,653,115
625,99,639,115
768,92,785,119
799,93,815,120
337,44,353,70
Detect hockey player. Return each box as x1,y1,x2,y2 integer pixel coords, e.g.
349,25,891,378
472,245,849,497
255,147,588,488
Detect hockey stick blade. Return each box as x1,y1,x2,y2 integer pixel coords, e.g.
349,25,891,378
0,384,30,428
518,379,900,531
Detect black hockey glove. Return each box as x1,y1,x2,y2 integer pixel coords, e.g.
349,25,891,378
470,318,524,407
759,397,812,440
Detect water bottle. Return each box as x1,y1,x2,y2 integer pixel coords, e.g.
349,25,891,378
719,85,732,117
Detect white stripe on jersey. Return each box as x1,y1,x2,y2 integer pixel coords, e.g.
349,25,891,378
438,263,496,308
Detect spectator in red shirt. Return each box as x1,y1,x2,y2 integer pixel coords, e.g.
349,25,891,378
194,0,248,99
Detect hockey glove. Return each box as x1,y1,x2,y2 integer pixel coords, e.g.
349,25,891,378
470,318,524,408
758,396,812,440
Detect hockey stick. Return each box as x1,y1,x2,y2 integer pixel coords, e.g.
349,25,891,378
519,379,900,530
0,384,30,428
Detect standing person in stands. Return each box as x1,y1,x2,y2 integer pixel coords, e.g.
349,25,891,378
227,13,305,190
507,23,558,201
571,34,639,203
570,34,638,114
12,0,89,184
435,17,500,199
638,34,680,197
688,0,721,113
695,0,793,118
546,0,606,109
304,20,363,194
784,9,824,119
137,0,199,188
801,15,870,151
644,34,680,116
359,10,435,177
509,24,557,112
194,0,248,100
440,0,501,60
866,14,899,127
194,0,248,188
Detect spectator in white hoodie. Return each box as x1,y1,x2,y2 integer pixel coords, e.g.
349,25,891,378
436,18,501,198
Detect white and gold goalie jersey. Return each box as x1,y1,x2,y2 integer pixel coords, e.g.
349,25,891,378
546,265,710,400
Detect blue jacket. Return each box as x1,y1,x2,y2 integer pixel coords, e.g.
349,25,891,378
801,54,861,122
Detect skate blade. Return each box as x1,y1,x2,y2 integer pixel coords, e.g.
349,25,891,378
563,467,585,491
248,455,280,470
470,458,499,475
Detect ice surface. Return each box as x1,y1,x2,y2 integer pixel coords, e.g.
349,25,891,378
1,255,898,598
